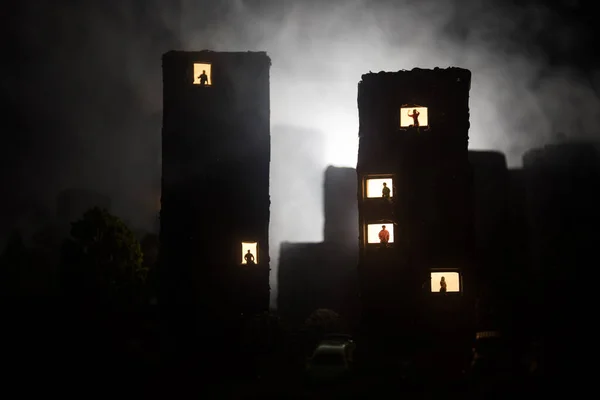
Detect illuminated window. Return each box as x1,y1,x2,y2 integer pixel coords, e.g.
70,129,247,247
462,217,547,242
430,271,461,293
193,63,212,86
241,241,258,265
365,177,394,199
366,223,394,244
400,106,428,128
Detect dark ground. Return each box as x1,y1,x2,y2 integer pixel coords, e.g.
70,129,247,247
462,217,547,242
206,354,540,399
1,305,540,398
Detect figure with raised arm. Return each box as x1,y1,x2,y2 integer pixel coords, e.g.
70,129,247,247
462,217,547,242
408,108,420,127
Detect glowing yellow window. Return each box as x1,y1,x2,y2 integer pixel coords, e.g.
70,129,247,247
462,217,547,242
431,271,461,293
400,106,428,128
193,63,212,86
365,177,393,199
366,223,394,244
241,241,258,265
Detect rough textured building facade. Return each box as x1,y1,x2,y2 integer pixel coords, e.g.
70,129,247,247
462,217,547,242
356,68,474,354
160,51,271,330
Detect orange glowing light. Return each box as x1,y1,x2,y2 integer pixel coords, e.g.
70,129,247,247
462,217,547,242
366,223,394,244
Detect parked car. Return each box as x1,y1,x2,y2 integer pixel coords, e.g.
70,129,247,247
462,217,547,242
320,334,355,353
305,340,355,383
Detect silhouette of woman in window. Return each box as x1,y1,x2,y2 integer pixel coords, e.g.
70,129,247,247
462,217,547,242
408,109,420,127
440,276,447,293
244,249,255,264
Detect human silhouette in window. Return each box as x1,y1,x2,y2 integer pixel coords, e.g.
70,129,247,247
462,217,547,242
408,109,420,127
440,276,447,293
244,250,255,264
382,182,391,199
198,70,208,86
378,225,390,245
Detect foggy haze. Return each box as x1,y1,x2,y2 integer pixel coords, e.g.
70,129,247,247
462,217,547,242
177,0,600,306
5,0,599,307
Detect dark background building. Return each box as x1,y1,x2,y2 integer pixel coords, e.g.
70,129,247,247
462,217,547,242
522,142,600,347
160,50,271,362
269,125,327,308
468,151,513,330
277,166,359,328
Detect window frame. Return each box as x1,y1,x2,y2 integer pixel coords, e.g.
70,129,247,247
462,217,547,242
362,174,395,200
429,268,463,295
399,104,429,130
192,62,213,87
241,241,259,265
364,220,397,247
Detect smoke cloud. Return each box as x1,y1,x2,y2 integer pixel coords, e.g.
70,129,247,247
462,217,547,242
7,0,599,305
5,1,175,233
177,0,600,306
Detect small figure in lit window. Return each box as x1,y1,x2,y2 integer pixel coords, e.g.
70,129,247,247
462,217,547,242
378,225,390,245
408,109,420,127
198,70,208,86
244,250,255,264
440,276,447,293
382,182,391,199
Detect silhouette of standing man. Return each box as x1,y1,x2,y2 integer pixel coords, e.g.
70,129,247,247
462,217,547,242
382,182,391,199
378,225,390,245
408,109,420,127
440,276,447,293
244,250,255,264
198,70,208,86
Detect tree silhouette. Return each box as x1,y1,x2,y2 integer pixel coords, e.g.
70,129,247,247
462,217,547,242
61,207,145,306
140,232,159,302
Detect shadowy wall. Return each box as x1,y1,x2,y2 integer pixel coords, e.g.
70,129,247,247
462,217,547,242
523,142,600,341
324,166,359,246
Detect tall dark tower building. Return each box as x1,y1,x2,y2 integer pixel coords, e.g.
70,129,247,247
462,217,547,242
160,51,271,346
356,68,474,358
